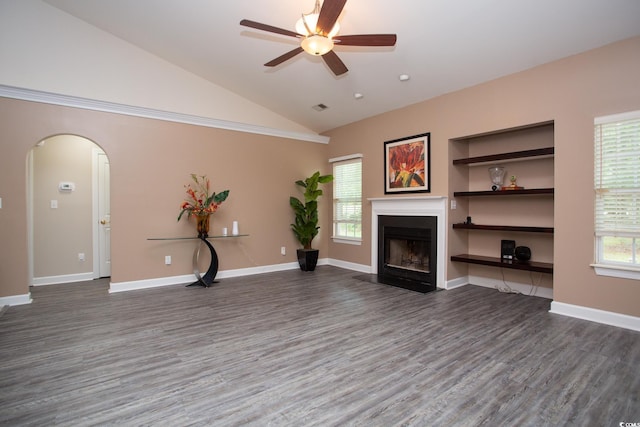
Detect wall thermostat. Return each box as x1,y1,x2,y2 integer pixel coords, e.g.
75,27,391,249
58,182,75,192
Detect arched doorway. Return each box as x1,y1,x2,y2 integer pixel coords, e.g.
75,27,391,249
28,134,111,286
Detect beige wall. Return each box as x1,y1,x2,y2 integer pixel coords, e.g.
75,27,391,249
2,36,639,319
325,36,640,317
0,98,329,298
33,135,95,278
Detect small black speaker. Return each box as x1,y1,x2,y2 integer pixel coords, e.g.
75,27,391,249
501,240,516,260
515,246,531,261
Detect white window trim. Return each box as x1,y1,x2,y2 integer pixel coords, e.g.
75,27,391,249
331,236,362,245
329,153,363,163
591,263,640,280
593,109,640,279
330,153,363,245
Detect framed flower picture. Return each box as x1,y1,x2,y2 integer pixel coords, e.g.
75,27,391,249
384,132,431,194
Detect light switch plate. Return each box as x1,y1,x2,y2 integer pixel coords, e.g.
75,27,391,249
51,200,58,209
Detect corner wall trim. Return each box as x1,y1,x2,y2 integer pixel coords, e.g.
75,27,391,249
0,85,329,144
0,293,33,306
549,301,640,332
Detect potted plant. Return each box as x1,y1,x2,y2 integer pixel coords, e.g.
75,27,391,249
290,171,334,271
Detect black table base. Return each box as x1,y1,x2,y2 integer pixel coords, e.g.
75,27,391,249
187,237,219,287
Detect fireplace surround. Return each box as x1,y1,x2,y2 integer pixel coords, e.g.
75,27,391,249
370,197,447,291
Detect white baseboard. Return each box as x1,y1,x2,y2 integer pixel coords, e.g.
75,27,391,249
108,260,324,293
0,292,33,306
328,258,372,273
468,275,554,299
109,274,195,293
32,272,95,286
216,261,301,279
550,301,640,332
446,275,553,299
444,276,469,290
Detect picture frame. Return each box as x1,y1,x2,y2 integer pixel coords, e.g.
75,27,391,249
384,132,431,194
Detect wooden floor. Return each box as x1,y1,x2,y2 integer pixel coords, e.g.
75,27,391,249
1,266,638,426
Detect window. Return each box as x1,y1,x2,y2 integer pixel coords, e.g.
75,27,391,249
331,154,362,244
593,110,640,278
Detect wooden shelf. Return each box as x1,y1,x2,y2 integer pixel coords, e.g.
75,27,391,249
451,254,553,274
453,188,554,197
449,120,554,141
453,147,554,165
452,223,554,233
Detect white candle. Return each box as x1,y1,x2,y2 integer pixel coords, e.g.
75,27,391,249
232,221,239,235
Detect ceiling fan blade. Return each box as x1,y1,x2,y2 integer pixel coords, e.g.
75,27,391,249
240,19,302,38
322,50,348,76
265,47,304,67
316,0,347,36
334,34,397,47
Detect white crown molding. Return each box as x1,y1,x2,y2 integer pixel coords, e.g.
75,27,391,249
0,85,329,144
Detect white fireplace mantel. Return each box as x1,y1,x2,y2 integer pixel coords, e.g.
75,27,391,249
369,196,447,288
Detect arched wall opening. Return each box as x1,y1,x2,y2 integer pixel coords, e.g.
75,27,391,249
28,134,110,286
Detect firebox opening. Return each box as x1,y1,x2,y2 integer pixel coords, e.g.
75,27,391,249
386,237,430,274
378,216,437,293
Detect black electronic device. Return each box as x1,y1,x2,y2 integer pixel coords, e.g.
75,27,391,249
515,246,532,261
501,240,516,260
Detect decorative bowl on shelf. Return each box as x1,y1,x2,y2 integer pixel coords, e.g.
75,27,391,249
488,166,505,191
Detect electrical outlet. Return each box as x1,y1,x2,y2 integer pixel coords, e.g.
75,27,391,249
281,246,286,256
450,199,457,210
78,253,85,261
165,255,171,265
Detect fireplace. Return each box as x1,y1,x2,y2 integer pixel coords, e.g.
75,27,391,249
370,196,447,291
378,215,437,293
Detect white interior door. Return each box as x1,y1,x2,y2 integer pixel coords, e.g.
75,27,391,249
98,152,111,277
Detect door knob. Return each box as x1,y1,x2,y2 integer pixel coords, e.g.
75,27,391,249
100,219,108,225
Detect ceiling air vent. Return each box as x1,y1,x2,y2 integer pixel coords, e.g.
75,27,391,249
312,103,328,112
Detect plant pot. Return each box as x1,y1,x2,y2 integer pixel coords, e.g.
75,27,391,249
296,248,319,271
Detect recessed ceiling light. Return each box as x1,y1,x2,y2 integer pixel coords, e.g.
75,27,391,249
354,93,364,100
399,74,410,81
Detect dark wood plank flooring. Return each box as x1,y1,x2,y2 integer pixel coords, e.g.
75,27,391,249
1,266,638,426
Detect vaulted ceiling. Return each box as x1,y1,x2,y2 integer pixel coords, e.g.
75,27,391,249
44,0,640,133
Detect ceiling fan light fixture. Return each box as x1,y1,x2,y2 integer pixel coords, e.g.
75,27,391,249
301,35,334,56
295,13,340,38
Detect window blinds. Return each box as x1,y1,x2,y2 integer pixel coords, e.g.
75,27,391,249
594,112,640,237
333,157,362,238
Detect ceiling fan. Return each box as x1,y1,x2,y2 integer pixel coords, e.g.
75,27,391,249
240,0,397,76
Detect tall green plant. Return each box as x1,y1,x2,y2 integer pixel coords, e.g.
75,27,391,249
290,171,334,250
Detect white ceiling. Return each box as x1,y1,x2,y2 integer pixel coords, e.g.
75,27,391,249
43,0,640,133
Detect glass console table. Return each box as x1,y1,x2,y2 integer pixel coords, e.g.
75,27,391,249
147,235,248,287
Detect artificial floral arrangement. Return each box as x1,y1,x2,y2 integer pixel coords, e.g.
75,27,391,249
177,174,230,222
